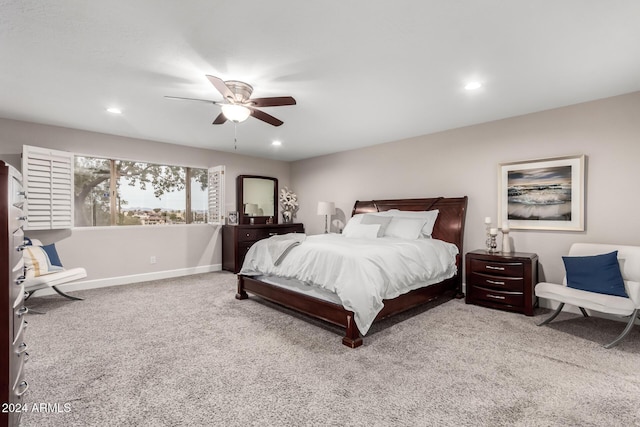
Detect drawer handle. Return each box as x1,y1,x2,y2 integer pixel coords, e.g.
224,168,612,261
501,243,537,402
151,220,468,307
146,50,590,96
17,307,28,317
486,294,506,300
486,265,505,271
16,275,26,285
246,233,251,237
15,381,29,397
486,280,505,286
18,215,28,221
268,232,277,236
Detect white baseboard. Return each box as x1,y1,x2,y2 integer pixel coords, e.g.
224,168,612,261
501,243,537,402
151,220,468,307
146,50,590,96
31,264,223,297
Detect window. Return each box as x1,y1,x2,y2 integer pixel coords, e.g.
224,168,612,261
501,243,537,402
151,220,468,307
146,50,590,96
73,155,222,227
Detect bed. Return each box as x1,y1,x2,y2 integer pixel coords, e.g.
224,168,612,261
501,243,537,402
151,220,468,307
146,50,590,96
235,196,468,348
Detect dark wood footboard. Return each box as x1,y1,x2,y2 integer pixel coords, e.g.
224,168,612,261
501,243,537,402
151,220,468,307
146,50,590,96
236,272,459,348
237,274,364,347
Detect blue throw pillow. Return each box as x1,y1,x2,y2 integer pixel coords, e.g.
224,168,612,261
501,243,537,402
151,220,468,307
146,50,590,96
562,251,627,297
42,243,63,267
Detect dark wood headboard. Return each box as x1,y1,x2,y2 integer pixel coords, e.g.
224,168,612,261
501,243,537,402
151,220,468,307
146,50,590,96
352,197,468,255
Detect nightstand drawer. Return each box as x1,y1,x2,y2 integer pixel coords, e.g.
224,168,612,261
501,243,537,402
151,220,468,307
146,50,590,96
470,258,523,277
469,272,524,292
468,285,524,307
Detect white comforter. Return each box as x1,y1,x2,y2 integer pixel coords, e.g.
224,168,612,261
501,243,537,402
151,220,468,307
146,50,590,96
239,234,459,335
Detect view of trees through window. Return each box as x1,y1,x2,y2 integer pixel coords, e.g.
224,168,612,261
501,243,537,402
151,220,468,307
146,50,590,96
74,156,208,227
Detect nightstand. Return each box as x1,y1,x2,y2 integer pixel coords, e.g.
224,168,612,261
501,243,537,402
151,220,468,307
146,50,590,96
465,250,538,316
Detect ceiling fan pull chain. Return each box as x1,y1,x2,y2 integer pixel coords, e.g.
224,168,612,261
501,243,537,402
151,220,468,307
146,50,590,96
234,122,238,150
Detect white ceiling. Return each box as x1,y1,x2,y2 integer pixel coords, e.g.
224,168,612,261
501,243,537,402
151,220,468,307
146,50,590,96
2,1,639,161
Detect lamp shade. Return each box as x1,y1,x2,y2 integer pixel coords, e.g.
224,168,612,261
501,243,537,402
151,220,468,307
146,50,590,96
221,104,251,123
245,203,259,216
317,201,335,216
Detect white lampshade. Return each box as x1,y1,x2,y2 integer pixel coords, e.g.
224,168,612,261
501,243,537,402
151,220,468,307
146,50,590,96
221,104,251,123
317,201,335,216
245,203,259,216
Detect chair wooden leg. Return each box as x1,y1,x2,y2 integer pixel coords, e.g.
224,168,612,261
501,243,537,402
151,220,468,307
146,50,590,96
537,303,565,326
604,309,639,349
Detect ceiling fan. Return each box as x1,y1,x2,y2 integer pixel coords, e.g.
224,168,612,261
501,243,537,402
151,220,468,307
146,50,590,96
165,75,296,127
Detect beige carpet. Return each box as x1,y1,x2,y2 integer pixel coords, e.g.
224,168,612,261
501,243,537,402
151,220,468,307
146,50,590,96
20,272,640,426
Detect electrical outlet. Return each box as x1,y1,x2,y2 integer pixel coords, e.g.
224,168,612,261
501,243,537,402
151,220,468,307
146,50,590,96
150,256,157,264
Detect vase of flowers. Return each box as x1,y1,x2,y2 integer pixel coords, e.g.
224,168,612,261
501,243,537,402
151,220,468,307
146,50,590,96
279,187,298,223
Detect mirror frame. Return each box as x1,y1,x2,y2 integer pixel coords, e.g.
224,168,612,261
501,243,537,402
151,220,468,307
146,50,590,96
236,175,278,225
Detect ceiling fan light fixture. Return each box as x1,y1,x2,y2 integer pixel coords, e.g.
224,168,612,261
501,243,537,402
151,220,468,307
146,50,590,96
221,104,251,123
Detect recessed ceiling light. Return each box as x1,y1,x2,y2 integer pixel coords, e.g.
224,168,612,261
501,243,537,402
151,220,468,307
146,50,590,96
106,107,122,114
464,82,482,91
272,141,282,146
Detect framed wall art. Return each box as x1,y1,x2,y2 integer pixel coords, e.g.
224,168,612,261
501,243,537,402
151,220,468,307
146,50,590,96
498,155,585,231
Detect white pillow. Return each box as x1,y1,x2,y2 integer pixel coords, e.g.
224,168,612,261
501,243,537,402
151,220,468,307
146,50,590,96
343,223,381,239
386,209,439,237
383,217,427,240
361,214,392,237
342,214,364,235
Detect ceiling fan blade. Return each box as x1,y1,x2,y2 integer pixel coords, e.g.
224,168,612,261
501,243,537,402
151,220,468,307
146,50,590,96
164,95,220,105
249,96,297,108
249,108,284,127
206,75,235,101
212,112,228,125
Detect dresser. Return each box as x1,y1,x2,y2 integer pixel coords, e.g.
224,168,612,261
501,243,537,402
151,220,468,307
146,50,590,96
465,250,538,316
1,161,28,427
222,223,305,273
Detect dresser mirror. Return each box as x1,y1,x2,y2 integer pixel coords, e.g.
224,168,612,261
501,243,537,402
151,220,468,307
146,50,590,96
236,175,278,224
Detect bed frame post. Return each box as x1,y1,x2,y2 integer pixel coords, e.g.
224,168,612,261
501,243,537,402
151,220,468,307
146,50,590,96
235,275,248,300
342,314,363,348
454,254,464,299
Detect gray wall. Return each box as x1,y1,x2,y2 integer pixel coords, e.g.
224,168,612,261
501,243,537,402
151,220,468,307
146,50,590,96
2,92,639,296
0,118,291,287
291,92,640,289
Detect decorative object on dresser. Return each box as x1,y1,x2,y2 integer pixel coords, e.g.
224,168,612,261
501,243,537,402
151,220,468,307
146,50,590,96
501,223,512,253
317,201,335,234
484,216,493,252
222,223,305,273
279,186,298,224
236,196,468,348
466,250,538,316
227,211,238,225
1,161,29,427
488,228,498,253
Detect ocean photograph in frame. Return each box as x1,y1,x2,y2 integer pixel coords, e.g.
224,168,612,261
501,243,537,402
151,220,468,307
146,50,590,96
498,155,585,231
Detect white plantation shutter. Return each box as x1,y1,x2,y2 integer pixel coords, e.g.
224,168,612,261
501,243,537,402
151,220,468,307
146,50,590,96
207,165,225,225
22,145,74,230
